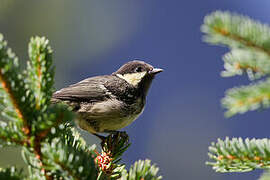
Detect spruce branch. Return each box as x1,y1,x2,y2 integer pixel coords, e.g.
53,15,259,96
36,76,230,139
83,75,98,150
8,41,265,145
27,36,54,111
101,132,130,162
202,11,270,177
21,147,46,178
33,104,73,136
0,121,28,146
221,49,270,80
222,78,270,117
0,34,36,135
119,159,162,180
202,11,270,117
201,11,270,56
41,137,98,180
61,125,88,150
96,132,130,179
207,137,270,172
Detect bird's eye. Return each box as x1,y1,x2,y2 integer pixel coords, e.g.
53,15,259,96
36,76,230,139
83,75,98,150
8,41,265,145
135,67,142,72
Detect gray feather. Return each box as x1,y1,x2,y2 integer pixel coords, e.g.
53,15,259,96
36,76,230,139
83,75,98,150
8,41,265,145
52,75,123,102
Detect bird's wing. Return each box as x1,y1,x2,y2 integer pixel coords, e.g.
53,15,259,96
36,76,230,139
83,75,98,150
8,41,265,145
52,75,114,102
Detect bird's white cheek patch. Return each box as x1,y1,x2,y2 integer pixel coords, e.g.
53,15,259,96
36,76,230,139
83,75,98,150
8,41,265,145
116,72,147,86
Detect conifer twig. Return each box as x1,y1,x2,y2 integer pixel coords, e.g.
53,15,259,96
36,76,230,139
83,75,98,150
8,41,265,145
202,11,270,56
222,78,270,117
207,137,270,172
202,11,270,175
221,49,270,79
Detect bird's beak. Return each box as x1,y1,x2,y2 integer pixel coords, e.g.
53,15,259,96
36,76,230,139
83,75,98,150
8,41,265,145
149,68,163,75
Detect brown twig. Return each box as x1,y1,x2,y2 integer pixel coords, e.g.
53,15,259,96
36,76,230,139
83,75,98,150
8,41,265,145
33,136,53,180
234,62,263,73
0,73,30,135
35,55,42,110
213,26,270,57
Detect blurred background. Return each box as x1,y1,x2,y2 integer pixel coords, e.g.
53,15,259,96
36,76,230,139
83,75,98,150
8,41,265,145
0,0,270,179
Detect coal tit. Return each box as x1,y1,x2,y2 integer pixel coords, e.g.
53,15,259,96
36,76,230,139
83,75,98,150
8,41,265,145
52,60,163,138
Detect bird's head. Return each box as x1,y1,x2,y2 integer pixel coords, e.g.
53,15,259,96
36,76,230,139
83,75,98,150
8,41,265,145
113,60,163,96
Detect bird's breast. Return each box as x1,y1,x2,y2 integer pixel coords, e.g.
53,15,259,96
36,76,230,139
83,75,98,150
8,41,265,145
76,97,145,133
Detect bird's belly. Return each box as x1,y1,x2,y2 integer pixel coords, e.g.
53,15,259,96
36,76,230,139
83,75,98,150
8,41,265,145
99,111,143,132
76,98,144,133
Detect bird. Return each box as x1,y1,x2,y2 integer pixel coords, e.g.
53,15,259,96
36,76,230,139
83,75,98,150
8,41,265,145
51,60,163,139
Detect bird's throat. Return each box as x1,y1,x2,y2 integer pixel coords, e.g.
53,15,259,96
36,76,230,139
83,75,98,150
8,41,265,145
116,72,147,86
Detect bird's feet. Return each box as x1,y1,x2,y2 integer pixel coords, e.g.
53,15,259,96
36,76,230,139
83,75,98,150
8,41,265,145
105,130,129,140
93,130,128,142
97,131,130,157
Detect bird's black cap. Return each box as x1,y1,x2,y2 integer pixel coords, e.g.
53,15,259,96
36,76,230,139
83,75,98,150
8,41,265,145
113,60,162,75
